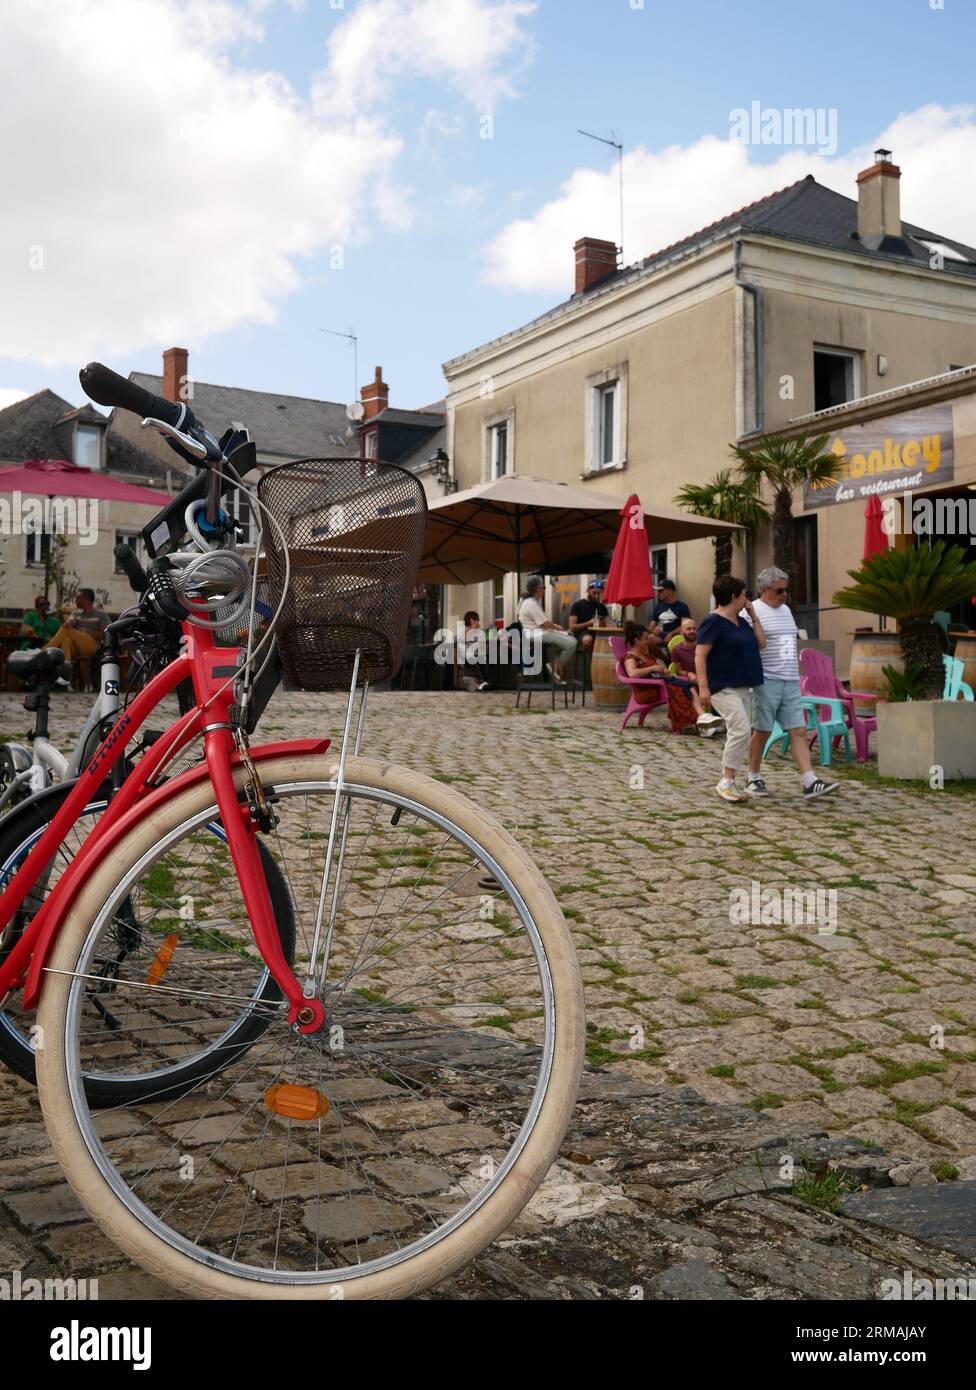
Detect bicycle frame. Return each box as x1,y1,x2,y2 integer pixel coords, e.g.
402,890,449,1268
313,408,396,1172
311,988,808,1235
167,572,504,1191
0,621,329,1032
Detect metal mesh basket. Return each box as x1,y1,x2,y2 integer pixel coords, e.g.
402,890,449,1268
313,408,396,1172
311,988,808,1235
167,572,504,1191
257,458,428,690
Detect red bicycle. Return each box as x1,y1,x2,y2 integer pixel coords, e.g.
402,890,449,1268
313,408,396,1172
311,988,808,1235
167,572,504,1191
0,364,584,1299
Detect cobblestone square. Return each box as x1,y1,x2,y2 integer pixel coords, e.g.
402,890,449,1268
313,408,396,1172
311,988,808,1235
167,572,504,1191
2,687,975,1299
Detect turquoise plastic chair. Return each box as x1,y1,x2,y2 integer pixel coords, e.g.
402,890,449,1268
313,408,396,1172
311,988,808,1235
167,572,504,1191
763,696,851,766
943,655,975,702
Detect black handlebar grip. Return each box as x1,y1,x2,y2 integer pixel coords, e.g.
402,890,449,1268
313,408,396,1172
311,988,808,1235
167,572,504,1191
79,362,185,429
146,561,189,622
113,542,149,595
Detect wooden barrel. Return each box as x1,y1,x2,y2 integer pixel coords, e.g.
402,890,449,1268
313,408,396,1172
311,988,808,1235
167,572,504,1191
953,633,976,690
849,631,903,694
590,628,628,710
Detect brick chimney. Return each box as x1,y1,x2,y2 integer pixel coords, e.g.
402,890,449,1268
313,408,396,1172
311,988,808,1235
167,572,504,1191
857,149,901,244
162,346,189,403
574,237,618,294
361,366,389,420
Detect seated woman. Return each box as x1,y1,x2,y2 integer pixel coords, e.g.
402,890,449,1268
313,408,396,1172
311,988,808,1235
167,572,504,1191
622,621,671,707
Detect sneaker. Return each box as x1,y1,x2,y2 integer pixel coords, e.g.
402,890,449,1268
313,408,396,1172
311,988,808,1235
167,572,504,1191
697,712,722,724
715,780,746,803
477,681,490,692
804,777,840,800
53,676,71,690
549,667,566,686
745,776,771,797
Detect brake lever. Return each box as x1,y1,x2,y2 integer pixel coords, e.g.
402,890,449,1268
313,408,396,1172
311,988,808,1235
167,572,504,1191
142,415,224,464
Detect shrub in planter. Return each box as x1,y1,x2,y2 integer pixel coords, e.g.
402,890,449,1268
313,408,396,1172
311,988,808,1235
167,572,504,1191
834,542,976,699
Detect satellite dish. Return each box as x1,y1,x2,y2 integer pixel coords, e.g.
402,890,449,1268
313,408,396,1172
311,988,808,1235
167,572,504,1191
346,401,365,422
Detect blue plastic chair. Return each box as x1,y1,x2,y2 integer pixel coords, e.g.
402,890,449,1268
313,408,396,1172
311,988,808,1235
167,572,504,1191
763,697,851,766
943,655,975,702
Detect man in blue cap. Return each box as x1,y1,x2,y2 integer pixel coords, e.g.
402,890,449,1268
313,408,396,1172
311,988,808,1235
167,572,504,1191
568,579,610,656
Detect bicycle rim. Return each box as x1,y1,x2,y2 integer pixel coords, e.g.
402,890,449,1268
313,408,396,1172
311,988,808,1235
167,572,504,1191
39,756,583,1296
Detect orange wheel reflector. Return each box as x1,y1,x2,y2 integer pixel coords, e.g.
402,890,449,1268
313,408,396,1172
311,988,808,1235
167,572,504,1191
145,934,179,987
264,1084,329,1122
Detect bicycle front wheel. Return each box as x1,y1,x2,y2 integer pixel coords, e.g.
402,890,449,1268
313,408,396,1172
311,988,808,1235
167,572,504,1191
37,753,584,1300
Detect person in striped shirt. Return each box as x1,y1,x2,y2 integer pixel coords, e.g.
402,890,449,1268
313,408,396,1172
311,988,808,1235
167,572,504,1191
742,567,839,801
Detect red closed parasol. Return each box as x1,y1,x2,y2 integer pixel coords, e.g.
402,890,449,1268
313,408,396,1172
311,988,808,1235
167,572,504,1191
863,493,888,560
603,494,655,609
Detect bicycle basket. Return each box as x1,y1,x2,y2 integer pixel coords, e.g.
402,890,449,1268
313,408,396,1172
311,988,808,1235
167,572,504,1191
257,457,428,690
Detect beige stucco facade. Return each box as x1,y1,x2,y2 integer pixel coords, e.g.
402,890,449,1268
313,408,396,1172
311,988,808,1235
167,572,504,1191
442,230,976,669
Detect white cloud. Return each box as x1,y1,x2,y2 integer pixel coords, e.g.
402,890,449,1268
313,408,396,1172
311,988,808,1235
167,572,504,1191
483,104,976,293
0,389,31,411
312,0,537,117
0,0,534,369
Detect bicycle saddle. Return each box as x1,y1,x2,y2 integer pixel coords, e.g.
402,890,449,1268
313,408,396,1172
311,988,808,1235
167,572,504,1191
6,648,71,681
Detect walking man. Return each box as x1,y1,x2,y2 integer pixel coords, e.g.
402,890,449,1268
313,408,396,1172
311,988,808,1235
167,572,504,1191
743,567,839,801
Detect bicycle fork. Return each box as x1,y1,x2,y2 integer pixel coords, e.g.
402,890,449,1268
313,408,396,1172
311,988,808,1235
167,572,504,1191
204,728,325,1035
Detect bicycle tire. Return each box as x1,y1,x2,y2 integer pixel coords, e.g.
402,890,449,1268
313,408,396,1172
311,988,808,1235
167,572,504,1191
37,753,584,1300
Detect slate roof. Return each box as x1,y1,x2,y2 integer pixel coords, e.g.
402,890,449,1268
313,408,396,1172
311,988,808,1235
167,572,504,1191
396,421,447,473
444,173,976,369
630,175,976,284
0,389,174,485
130,373,355,460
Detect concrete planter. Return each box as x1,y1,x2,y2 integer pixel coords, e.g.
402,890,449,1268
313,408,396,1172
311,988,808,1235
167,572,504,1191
877,699,976,780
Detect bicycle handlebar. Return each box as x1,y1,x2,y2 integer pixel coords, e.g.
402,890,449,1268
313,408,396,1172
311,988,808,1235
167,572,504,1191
79,362,185,429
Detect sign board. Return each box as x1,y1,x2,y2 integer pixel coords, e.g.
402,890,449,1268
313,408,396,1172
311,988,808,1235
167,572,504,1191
803,404,954,509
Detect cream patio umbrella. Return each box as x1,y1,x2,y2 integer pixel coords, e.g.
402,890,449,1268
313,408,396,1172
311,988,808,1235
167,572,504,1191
418,473,741,590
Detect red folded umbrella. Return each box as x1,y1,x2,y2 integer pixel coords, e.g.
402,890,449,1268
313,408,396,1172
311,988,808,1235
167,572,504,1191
863,494,888,560
603,494,655,608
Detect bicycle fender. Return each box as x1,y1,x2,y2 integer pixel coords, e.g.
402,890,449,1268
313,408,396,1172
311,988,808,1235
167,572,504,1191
21,737,330,1010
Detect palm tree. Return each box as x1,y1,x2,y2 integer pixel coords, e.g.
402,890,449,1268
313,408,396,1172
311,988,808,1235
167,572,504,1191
674,470,767,577
834,541,976,698
730,432,838,588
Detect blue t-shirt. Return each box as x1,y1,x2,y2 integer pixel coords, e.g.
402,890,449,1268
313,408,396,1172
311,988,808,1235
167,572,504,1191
696,611,764,694
651,598,691,636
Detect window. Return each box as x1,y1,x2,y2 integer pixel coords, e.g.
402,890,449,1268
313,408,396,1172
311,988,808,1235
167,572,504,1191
74,423,102,469
493,576,505,626
364,429,378,460
649,546,668,593
595,383,618,468
114,529,146,573
813,348,859,411
229,488,255,546
25,530,51,568
585,364,627,473
490,422,509,478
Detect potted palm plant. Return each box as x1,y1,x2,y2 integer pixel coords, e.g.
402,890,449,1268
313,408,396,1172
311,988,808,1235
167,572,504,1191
834,541,976,779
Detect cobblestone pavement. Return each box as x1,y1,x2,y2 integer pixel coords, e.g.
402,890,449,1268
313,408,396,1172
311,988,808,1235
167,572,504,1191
1,686,975,1298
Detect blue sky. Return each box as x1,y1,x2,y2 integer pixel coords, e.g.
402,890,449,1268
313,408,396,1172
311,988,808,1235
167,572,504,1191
3,0,976,427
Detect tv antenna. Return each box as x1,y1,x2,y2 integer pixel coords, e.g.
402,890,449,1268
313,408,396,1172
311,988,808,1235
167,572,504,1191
578,128,624,265
319,326,359,413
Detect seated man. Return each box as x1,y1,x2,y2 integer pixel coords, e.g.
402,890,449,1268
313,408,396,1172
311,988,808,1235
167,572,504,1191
517,575,577,684
651,580,691,639
668,615,722,730
45,587,109,686
20,594,59,649
568,580,609,655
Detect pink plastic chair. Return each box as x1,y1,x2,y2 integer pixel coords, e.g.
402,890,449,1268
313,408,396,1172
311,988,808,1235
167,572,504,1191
799,647,884,762
609,635,669,731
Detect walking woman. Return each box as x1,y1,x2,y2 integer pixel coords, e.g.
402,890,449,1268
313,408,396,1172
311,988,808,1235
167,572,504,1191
695,575,766,802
